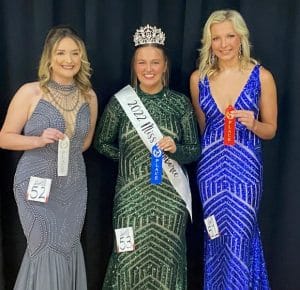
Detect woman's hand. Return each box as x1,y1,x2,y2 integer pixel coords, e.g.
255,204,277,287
232,110,257,131
158,136,177,153
37,128,65,148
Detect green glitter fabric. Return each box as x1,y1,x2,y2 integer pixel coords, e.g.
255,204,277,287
94,87,200,290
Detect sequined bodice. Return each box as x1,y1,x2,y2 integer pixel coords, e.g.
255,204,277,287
23,99,90,156
199,65,262,156
96,87,200,180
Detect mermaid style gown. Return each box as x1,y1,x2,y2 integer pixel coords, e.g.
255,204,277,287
13,86,90,290
197,65,270,289
95,87,200,290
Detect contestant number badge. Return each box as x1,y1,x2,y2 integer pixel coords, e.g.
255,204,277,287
58,135,70,176
204,215,220,240
224,105,235,145
115,227,135,253
27,176,52,203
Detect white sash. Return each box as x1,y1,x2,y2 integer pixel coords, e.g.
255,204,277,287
115,85,192,219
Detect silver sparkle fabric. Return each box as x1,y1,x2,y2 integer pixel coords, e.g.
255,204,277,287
13,98,90,290
197,65,270,289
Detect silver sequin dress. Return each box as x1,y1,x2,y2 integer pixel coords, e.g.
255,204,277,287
13,89,90,290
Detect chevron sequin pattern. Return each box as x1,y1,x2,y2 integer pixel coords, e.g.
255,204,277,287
197,65,270,289
95,87,200,289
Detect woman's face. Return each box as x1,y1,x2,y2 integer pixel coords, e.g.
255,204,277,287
134,46,166,94
210,20,241,63
50,37,81,84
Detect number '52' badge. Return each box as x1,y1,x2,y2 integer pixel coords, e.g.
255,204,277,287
27,176,52,203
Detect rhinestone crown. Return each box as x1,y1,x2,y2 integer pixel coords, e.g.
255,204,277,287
133,24,165,47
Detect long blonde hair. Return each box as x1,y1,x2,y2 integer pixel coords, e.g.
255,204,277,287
38,25,92,99
198,9,258,79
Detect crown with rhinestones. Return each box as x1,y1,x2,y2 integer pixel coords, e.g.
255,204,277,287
133,24,165,47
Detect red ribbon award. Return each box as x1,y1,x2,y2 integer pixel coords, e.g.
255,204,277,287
224,105,235,145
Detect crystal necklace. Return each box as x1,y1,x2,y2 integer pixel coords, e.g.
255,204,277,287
47,80,80,112
45,80,84,137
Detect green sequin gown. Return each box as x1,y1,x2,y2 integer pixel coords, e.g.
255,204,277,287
94,87,200,290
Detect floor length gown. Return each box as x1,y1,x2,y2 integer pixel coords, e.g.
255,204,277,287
95,87,200,290
13,85,90,290
197,65,270,289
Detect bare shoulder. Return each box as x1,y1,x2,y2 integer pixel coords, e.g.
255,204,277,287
259,66,275,84
190,70,200,83
87,88,97,98
87,89,98,105
18,81,41,94
12,82,42,104
14,82,41,99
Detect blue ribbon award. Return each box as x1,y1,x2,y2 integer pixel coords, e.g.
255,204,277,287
151,144,163,184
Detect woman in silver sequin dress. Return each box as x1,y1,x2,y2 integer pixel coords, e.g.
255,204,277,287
0,26,98,290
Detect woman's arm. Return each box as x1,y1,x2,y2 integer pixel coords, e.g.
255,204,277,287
0,82,64,150
82,89,98,151
167,96,201,164
190,70,206,134
232,67,278,140
93,96,121,161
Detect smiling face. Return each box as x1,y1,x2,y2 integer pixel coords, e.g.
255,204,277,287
210,20,241,64
50,37,81,84
133,45,167,94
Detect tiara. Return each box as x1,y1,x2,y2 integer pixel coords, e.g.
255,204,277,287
133,24,165,47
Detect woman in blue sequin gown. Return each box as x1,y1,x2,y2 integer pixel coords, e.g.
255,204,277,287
190,10,277,289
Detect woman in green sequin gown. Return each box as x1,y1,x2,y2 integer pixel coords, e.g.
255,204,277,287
94,25,200,290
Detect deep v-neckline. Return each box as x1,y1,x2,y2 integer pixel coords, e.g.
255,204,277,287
207,65,258,115
27,98,89,140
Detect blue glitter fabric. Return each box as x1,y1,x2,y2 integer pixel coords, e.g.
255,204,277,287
197,65,270,289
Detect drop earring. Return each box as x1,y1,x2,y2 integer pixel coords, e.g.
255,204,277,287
210,52,216,64
238,45,242,59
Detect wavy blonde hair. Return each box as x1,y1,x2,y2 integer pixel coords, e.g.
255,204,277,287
38,25,92,99
198,9,258,79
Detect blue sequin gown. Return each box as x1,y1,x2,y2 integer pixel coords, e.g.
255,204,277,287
197,65,270,289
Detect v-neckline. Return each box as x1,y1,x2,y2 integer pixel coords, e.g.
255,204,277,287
26,98,89,140
207,65,258,116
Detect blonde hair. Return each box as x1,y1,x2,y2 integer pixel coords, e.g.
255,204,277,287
131,44,169,90
198,9,258,79
38,25,92,99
